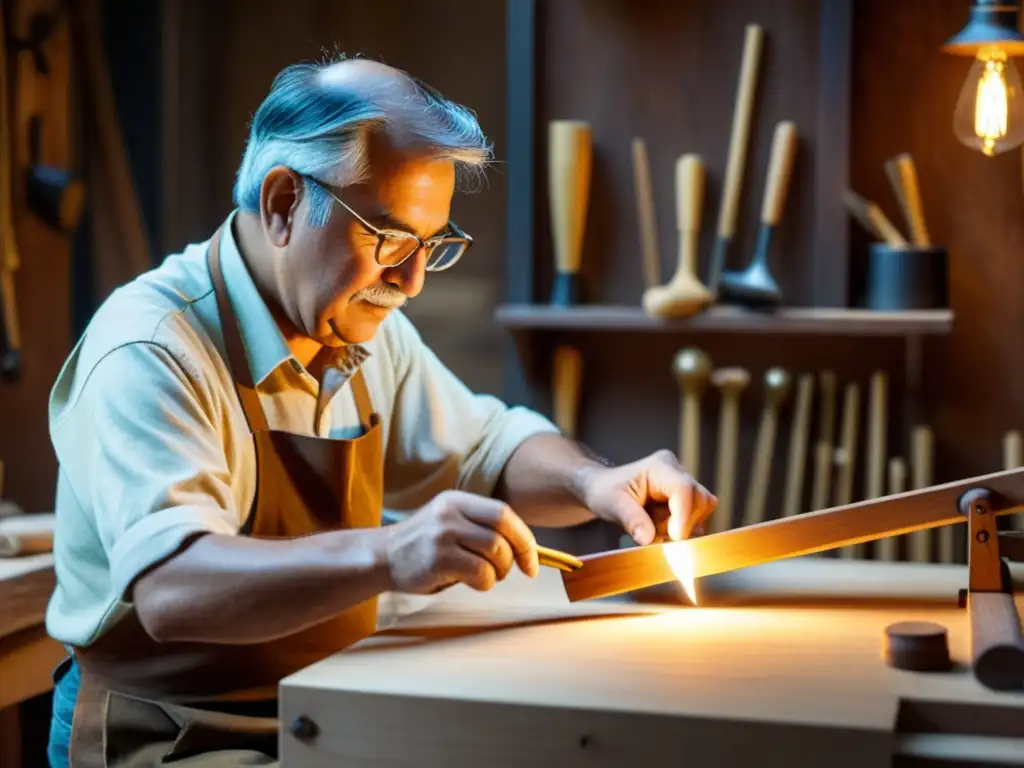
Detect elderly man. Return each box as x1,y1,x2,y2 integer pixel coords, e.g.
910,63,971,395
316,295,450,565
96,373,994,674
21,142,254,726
44,57,715,766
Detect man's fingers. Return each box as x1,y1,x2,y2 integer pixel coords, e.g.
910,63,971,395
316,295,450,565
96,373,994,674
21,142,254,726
440,547,498,592
454,524,515,582
450,492,539,578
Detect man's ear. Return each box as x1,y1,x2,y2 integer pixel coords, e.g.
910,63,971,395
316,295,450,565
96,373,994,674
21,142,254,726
260,167,303,247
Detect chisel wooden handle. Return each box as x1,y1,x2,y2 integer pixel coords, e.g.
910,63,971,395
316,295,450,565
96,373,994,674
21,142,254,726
711,367,750,534
717,24,762,240
782,373,814,516
548,120,591,305
761,121,798,227
631,138,660,289
893,153,930,247
743,367,791,528
552,345,582,438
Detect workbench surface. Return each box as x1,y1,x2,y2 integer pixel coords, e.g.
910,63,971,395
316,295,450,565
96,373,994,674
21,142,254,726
281,557,1024,767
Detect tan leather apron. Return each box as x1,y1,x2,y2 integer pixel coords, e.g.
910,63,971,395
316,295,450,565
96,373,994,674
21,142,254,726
66,226,384,766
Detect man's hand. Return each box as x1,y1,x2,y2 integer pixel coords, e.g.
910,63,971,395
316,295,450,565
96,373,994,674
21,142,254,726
578,449,717,545
384,490,540,594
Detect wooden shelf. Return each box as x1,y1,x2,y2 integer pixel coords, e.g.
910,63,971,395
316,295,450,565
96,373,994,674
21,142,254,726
495,304,954,336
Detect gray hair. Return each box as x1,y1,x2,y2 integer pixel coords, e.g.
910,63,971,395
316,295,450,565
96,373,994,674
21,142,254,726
233,55,493,227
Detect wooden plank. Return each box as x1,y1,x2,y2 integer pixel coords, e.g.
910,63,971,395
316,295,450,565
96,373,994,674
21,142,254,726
561,467,1024,602
0,554,55,639
280,560,1024,767
0,623,64,709
494,304,954,335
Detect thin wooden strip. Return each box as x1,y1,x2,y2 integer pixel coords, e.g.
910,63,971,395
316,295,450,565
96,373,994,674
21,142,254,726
537,545,582,570
561,467,1024,602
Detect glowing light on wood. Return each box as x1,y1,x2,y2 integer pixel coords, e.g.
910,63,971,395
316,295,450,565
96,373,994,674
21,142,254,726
664,544,697,604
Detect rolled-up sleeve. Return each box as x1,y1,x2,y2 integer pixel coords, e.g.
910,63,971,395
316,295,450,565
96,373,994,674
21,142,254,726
382,313,558,508
50,340,239,601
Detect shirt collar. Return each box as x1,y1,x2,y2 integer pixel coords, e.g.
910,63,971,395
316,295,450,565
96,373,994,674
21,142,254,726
217,211,295,386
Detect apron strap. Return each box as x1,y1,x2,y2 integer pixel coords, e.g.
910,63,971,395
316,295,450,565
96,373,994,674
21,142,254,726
349,368,376,431
207,225,271,434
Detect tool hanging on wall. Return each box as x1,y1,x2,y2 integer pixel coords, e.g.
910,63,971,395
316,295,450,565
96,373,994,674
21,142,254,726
717,121,798,308
547,120,591,307
810,371,837,512
643,154,712,318
0,6,23,381
781,372,813,517
631,137,660,291
673,347,712,480
742,367,790,529
707,24,763,297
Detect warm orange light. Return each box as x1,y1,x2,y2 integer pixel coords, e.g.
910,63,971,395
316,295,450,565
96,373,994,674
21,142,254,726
663,541,698,604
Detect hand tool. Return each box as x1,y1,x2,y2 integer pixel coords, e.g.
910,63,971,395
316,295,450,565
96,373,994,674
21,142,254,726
707,24,764,297
673,347,712,479
561,466,1024,692
781,373,813,517
547,120,592,306
536,544,582,573
709,367,750,535
810,371,837,511
908,425,936,562
718,121,798,308
0,8,23,381
836,382,861,557
888,153,930,247
631,137,660,290
642,154,712,317
842,189,908,248
551,345,582,439
742,367,791,528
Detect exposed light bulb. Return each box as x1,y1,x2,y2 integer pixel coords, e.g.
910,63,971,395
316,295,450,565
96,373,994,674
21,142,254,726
953,50,1024,156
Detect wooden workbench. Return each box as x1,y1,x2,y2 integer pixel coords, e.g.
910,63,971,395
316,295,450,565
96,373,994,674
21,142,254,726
280,556,1024,767
0,553,63,766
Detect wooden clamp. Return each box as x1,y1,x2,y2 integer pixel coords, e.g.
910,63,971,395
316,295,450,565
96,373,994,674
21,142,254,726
957,488,1024,691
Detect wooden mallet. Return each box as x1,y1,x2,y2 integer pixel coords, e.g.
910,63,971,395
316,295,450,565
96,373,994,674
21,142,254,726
673,347,712,479
642,154,712,318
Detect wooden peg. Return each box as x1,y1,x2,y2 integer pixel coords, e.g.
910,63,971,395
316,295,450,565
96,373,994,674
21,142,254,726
810,371,837,511
673,348,712,478
709,367,750,534
877,457,907,561
631,138,660,290
742,367,791,528
907,425,935,563
552,345,582,439
835,381,861,558
781,373,814,517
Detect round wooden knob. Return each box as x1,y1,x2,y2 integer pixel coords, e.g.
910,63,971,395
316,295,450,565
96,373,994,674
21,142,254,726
883,621,951,672
673,348,712,394
763,367,791,406
711,367,750,397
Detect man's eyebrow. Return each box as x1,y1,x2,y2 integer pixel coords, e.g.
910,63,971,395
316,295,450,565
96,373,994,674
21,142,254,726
364,210,451,239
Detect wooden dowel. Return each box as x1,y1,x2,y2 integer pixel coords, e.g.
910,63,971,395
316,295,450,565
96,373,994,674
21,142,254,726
537,545,583,571
969,592,1024,691
561,467,1024,602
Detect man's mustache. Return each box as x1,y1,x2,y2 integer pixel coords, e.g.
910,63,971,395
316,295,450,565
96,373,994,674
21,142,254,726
353,283,407,308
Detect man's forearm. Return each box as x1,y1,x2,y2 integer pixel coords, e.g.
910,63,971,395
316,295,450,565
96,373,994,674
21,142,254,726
494,433,606,527
131,527,392,644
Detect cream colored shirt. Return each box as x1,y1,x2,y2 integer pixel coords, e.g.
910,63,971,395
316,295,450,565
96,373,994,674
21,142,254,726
45,213,558,647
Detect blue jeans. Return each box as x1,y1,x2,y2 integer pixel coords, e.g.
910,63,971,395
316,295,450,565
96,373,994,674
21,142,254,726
47,654,79,768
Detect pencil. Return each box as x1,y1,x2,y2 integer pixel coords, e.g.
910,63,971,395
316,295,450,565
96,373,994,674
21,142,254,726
536,544,583,571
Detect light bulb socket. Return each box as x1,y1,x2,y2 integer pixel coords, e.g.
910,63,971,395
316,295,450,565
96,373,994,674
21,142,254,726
944,1,1024,56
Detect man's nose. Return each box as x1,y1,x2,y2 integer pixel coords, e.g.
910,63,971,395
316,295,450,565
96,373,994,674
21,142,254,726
382,246,427,298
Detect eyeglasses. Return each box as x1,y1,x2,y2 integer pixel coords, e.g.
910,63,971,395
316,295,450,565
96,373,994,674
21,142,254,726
303,175,472,272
